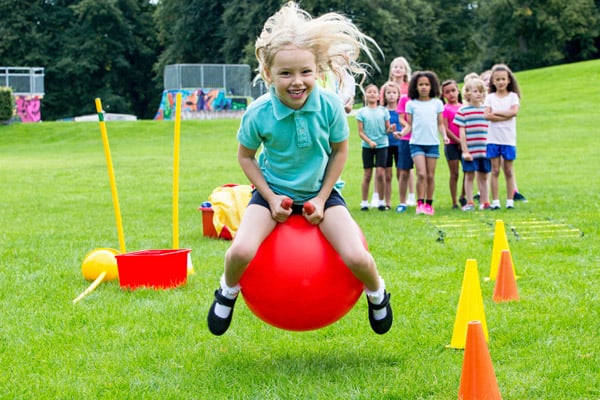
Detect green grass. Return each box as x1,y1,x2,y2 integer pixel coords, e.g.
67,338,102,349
1,60,599,399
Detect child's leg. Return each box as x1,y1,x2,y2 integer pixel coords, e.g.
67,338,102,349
502,159,515,201
361,168,373,202
477,171,490,205
413,155,427,200
425,156,437,200
464,172,475,203
320,206,381,291
447,157,460,207
384,166,393,207
490,157,502,203
398,169,410,204
375,166,386,203
208,204,275,335
223,204,276,286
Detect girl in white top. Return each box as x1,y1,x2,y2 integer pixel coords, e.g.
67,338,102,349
484,64,522,209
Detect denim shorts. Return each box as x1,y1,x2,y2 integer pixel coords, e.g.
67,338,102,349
487,144,516,160
410,144,440,158
249,189,346,215
397,140,414,170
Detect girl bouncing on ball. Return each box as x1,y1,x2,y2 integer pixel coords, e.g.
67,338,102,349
207,1,393,336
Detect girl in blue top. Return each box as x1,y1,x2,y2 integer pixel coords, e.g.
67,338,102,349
357,84,393,211
207,1,393,336
397,71,448,215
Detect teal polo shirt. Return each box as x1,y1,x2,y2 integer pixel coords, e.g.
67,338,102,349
237,86,348,202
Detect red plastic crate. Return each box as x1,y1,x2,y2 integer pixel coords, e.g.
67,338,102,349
116,249,190,289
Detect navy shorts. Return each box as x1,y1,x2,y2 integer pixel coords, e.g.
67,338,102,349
386,145,399,168
444,143,461,161
397,140,414,170
248,189,347,215
462,158,492,173
410,144,440,158
362,147,388,169
487,144,517,160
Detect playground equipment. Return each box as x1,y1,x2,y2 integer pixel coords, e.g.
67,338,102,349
73,94,190,303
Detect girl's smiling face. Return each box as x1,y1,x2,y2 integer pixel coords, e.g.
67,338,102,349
267,47,317,110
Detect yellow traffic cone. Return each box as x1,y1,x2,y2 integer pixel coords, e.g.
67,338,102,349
488,220,515,281
448,259,489,349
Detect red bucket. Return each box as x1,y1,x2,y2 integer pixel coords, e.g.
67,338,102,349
116,249,190,289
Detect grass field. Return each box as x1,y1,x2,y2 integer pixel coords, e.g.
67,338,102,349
1,60,598,399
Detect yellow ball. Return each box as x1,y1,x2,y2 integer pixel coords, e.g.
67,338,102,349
81,248,119,281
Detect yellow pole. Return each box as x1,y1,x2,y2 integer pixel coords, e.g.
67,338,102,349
95,98,126,254
172,92,182,249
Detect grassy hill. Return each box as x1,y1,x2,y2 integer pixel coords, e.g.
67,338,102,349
0,60,598,399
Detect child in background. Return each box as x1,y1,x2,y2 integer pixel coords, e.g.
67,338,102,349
397,71,448,215
393,94,415,212
441,80,463,209
357,84,392,211
484,64,522,210
207,1,393,336
379,56,411,103
382,82,402,210
453,78,491,211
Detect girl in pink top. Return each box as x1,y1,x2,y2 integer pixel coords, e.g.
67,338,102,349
441,80,463,209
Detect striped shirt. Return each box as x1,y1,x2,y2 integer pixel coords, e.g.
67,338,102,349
453,105,489,158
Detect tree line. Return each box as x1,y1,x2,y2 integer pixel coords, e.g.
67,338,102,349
1,0,598,121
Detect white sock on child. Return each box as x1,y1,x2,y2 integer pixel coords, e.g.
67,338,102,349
215,275,240,319
365,276,387,320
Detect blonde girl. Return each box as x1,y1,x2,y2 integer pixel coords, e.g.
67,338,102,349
207,1,393,336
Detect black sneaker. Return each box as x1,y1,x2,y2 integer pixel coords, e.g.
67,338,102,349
207,289,238,336
459,197,467,207
514,191,527,202
368,292,393,334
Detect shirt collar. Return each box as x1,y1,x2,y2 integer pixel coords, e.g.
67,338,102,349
270,85,322,120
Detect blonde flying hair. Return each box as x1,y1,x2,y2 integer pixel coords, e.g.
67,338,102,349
255,1,381,93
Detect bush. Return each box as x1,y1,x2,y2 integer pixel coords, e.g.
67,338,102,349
0,86,15,123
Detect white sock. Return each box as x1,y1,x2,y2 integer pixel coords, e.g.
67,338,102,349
492,199,501,207
215,275,240,319
360,200,369,208
365,277,387,320
506,199,514,207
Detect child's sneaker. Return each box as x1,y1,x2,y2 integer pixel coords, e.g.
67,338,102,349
360,200,369,211
396,204,407,213
416,203,425,215
424,204,435,215
459,197,467,207
514,191,528,202
479,202,491,210
506,199,515,209
462,203,475,211
490,200,501,210
407,193,417,206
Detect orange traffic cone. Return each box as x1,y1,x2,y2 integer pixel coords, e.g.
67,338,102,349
493,250,519,302
458,321,502,400
448,259,488,349
488,220,515,281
